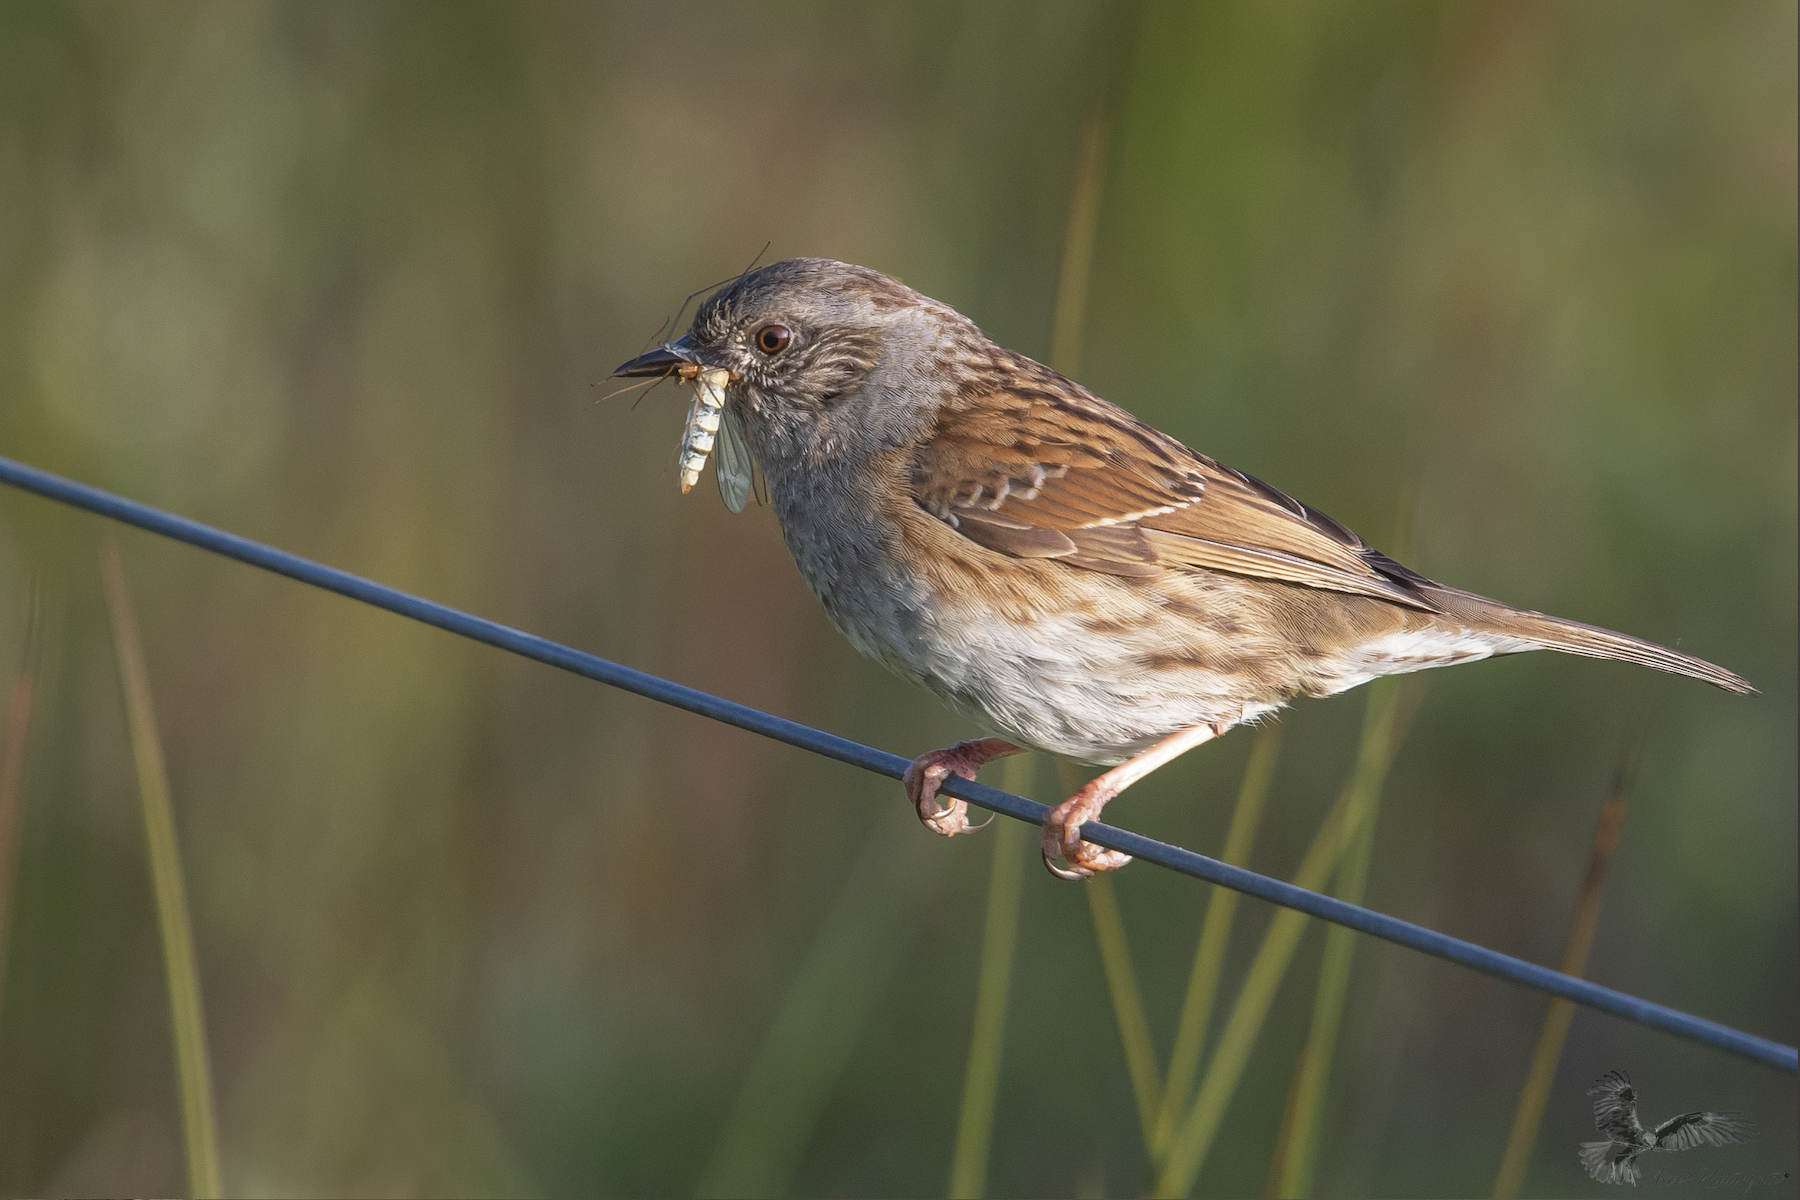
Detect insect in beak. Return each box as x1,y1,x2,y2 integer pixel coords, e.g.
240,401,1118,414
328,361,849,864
610,342,751,512
675,366,731,495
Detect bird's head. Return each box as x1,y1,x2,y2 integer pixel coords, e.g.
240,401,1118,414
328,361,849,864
613,258,974,474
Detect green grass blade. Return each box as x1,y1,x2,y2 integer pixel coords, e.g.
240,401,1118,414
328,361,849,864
1150,816,1348,1198
1265,1045,1314,1198
1050,112,1109,379
1054,756,1166,1158
1490,749,1634,1199
1270,892,1363,1198
1272,677,1417,1197
1152,724,1283,1164
1086,870,1162,1153
1155,680,1417,1199
947,753,1032,1200
1492,1001,1576,1199
0,581,43,1032
100,538,222,1200
697,822,945,1198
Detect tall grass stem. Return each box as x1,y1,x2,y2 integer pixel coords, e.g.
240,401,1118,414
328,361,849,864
1152,724,1283,1163
1271,677,1417,1196
1155,680,1418,1198
1050,112,1109,380
1085,872,1161,1153
947,753,1032,1200
698,824,942,1197
0,582,42,1031
1055,733,1164,1156
100,537,222,1200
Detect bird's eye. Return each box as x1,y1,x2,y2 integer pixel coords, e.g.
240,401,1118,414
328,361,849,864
755,324,791,355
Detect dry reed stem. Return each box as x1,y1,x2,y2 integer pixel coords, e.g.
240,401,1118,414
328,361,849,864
1489,747,1635,1198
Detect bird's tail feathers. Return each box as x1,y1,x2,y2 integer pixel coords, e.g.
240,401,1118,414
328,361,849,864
1422,586,1754,696
1580,1141,1643,1186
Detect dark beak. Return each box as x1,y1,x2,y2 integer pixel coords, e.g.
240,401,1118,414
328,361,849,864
612,335,700,378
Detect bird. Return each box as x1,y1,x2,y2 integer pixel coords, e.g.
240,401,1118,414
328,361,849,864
1579,1070,1754,1185
613,259,1752,879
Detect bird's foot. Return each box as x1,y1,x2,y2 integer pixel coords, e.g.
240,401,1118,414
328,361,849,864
1042,780,1132,879
1039,723,1224,879
903,738,1021,836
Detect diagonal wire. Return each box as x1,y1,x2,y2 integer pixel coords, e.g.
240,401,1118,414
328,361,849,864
0,454,1792,1074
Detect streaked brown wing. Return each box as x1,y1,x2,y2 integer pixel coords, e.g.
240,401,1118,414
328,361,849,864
909,359,1436,609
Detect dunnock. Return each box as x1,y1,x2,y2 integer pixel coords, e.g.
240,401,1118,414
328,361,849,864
615,259,1750,878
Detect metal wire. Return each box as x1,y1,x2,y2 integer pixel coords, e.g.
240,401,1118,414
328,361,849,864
1,453,1792,1073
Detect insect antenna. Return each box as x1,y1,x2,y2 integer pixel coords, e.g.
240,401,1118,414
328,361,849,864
733,242,772,287
657,252,768,348
639,243,776,355
591,375,670,407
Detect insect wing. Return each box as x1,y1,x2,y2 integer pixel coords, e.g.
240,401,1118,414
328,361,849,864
716,404,754,513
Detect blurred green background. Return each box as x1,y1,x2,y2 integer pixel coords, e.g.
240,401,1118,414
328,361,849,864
0,2,1794,1196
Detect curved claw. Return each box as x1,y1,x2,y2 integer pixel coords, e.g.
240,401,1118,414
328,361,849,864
923,805,963,835
904,739,1023,832
964,811,995,832
1042,849,1090,881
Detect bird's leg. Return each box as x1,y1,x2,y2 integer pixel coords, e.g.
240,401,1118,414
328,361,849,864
903,738,1023,837
1043,722,1224,879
